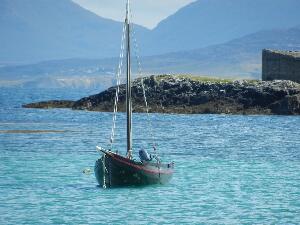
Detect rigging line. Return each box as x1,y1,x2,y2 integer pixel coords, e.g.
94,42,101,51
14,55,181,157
110,21,126,149
129,9,158,155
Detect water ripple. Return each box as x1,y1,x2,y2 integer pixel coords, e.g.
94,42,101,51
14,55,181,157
0,88,300,224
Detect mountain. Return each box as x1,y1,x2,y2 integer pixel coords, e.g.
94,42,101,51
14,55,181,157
1,0,300,65
1,25,299,89
141,26,300,78
144,0,300,55
0,0,149,64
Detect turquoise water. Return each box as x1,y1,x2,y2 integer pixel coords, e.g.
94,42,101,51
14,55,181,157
1,88,300,224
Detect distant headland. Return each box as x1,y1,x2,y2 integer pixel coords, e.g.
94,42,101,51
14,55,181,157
23,75,300,115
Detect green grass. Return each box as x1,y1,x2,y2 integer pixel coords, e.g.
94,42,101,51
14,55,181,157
142,74,259,85
174,74,234,83
155,74,260,84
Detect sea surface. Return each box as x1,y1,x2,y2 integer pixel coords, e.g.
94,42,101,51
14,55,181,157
0,87,300,225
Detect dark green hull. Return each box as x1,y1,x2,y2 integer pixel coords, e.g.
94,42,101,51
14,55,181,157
94,150,174,188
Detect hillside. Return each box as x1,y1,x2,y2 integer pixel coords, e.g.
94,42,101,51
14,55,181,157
1,0,300,64
145,0,300,55
142,26,300,78
1,26,300,89
0,0,149,64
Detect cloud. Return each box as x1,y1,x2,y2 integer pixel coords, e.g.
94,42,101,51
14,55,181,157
72,0,196,29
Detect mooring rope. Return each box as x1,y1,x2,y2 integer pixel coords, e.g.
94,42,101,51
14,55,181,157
102,155,107,189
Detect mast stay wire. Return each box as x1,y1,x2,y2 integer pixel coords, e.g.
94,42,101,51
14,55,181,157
109,21,126,149
109,1,158,156
129,8,158,156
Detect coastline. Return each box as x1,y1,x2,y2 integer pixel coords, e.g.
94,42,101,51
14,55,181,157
23,75,300,115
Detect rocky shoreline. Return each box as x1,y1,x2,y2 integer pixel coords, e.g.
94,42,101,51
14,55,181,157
23,75,300,115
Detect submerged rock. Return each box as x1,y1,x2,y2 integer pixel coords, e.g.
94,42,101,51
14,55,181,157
23,100,74,109
23,75,300,115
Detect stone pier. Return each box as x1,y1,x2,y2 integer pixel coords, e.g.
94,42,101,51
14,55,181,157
262,49,300,83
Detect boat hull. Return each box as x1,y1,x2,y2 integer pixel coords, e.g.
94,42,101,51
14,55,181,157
94,151,174,188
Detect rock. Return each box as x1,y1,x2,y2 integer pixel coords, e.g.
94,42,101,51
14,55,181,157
23,100,74,109
270,94,300,115
23,75,300,115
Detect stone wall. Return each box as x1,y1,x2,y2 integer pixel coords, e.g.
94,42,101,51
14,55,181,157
262,49,300,83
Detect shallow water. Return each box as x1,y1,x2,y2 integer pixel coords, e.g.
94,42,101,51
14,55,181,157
0,88,300,224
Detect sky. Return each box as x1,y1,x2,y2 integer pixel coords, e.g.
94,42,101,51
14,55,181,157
72,0,196,29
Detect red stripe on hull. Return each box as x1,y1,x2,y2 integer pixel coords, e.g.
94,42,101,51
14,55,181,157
94,151,174,187
109,154,173,175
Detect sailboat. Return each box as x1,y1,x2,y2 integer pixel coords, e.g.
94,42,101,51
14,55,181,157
94,0,174,188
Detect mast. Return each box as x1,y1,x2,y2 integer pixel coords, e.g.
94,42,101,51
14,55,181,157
126,0,132,159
